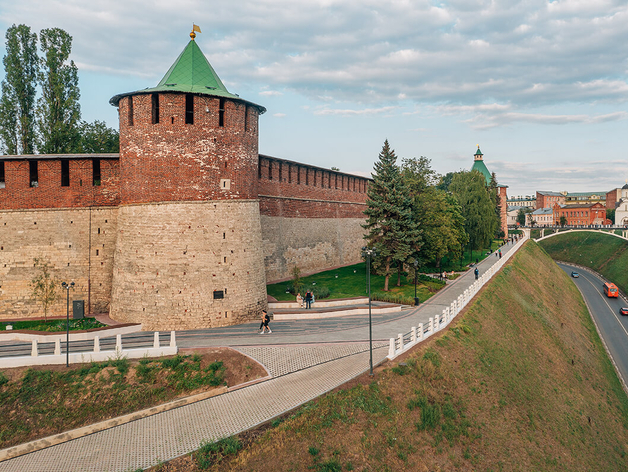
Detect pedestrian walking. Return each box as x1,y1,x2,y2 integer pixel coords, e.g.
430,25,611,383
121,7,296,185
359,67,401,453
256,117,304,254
498,249,502,259
305,290,313,309
474,267,479,280
259,310,271,334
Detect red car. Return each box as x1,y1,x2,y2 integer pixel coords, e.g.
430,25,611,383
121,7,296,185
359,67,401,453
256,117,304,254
620,307,628,316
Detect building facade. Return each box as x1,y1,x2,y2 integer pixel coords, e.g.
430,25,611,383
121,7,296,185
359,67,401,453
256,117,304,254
553,203,607,226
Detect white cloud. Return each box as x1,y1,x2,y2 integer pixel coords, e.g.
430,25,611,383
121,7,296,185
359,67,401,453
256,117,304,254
272,112,286,118
313,105,398,116
259,90,283,96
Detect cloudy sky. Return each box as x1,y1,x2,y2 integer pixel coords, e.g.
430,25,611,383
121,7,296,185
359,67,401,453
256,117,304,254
1,0,627,196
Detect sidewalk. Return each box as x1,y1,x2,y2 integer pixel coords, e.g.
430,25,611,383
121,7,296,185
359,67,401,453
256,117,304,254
0,237,524,472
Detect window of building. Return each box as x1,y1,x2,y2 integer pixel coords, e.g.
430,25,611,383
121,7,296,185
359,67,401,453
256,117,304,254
29,160,38,187
219,98,225,127
185,94,194,124
213,290,224,299
151,93,159,124
0,161,4,189
128,96,134,126
61,159,70,187
93,159,101,186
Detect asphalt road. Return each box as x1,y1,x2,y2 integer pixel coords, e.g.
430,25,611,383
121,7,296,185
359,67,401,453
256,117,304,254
558,263,628,390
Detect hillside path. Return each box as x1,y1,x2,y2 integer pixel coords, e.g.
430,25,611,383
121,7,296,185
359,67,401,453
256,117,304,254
0,238,524,472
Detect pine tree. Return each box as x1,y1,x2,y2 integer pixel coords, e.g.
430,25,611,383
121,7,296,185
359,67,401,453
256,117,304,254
37,28,81,153
363,140,421,291
0,24,38,155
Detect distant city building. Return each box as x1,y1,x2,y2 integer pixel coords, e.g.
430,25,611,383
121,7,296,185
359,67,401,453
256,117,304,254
553,203,607,226
507,206,521,226
536,191,566,209
507,196,536,208
564,191,606,206
614,183,628,226
527,207,554,227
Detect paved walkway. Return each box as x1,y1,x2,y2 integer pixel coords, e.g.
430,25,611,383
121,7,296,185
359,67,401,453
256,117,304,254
0,238,523,472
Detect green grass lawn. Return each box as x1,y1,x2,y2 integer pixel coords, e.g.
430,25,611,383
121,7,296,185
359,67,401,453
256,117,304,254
267,262,445,305
0,318,106,332
422,239,503,273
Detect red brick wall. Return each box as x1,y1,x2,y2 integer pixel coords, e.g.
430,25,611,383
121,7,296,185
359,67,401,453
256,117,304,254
554,203,607,225
536,192,565,209
118,93,260,204
606,189,618,210
258,155,369,218
0,156,119,210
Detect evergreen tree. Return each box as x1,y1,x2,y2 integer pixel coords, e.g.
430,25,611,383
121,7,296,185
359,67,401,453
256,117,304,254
37,27,81,153
363,140,421,291
450,170,498,250
489,172,504,238
0,24,38,155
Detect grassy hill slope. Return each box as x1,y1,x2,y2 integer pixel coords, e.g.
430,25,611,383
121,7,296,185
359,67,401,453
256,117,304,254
538,231,628,296
159,241,628,472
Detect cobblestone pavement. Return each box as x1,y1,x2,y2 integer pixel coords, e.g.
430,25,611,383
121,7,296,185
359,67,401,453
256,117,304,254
236,342,388,377
0,346,388,472
0,238,525,471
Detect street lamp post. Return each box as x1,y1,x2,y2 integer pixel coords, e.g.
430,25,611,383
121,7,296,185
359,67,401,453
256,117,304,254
413,259,419,307
61,281,75,367
362,247,376,377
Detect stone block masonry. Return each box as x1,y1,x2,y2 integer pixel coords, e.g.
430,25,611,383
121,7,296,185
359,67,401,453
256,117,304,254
109,200,267,331
0,207,118,319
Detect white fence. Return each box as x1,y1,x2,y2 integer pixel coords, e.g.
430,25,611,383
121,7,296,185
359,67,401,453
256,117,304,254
0,331,178,368
387,234,528,360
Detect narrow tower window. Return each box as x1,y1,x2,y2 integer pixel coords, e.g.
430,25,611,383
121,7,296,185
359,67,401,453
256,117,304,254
0,161,5,189
219,98,225,127
93,159,101,186
29,160,38,187
61,159,70,187
128,96,134,126
151,93,159,124
185,94,194,124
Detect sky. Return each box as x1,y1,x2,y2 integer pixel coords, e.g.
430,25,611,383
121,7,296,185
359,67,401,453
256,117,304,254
1,0,627,197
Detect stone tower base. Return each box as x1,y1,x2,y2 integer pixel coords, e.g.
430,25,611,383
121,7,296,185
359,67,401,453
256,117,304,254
109,200,267,331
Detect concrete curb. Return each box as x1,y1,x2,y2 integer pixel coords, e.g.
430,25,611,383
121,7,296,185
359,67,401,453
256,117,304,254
0,385,228,463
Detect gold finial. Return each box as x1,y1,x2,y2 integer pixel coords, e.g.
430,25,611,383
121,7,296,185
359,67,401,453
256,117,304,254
477,144,480,149
190,24,201,40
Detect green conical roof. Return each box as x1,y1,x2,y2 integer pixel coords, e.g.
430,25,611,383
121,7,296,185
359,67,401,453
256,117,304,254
110,39,265,113
474,147,483,156
471,158,491,185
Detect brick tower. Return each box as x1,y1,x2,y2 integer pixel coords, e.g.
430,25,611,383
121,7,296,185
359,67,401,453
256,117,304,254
108,32,268,330
471,146,509,238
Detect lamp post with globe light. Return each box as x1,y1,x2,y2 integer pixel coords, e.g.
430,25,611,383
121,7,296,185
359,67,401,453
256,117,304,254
61,281,75,367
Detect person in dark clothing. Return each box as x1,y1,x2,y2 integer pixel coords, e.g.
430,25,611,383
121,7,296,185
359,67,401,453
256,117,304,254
305,291,313,309
474,267,479,280
259,310,271,334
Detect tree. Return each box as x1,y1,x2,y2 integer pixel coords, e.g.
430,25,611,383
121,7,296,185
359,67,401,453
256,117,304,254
436,172,454,191
559,215,567,227
450,170,499,250
0,24,38,155
37,27,81,154
363,140,421,291
401,157,466,269
78,120,119,153
30,258,58,321
517,207,532,226
607,208,615,224
489,172,503,237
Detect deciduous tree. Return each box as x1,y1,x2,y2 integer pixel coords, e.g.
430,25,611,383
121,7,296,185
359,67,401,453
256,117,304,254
30,258,58,321
78,120,119,153
37,27,81,154
0,24,38,155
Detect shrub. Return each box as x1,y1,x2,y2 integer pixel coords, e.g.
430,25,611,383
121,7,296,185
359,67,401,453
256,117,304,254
0,371,8,387
371,291,415,305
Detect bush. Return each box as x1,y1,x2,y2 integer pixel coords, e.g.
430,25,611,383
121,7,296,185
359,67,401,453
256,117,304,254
286,283,331,299
371,291,415,305
0,371,8,387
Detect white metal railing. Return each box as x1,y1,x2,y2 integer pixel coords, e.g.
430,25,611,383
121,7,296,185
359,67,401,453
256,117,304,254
387,234,529,360
0,331,178,368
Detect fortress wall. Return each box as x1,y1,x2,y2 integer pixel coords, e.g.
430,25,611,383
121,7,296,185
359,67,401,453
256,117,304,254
109,200,267,331
0,207,118,320
0,156,119,210
258,155,369,281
